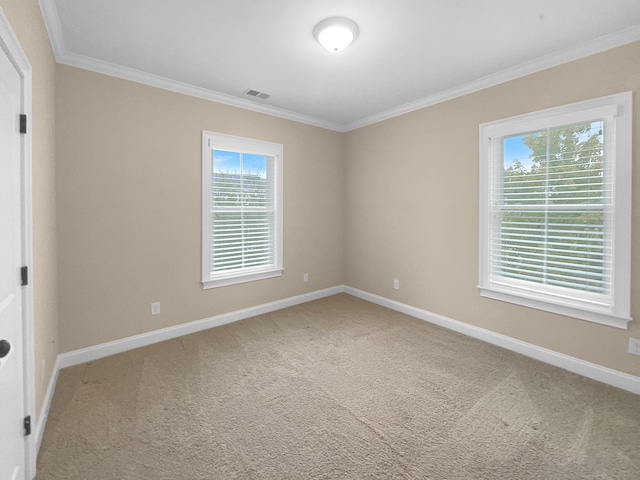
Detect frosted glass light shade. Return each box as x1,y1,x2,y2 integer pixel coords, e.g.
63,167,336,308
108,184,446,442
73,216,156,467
314,17,359,52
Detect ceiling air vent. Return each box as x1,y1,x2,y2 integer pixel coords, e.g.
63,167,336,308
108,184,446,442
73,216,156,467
244,88,270,99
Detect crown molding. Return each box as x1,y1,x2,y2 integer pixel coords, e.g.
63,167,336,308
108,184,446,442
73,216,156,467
38,0,65,59
38,0,640,134
343,23,640,131
37,1,344,132
57,50,346,132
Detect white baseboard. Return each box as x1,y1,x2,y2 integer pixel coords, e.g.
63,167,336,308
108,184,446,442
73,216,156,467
344,286,640,395
58,285,345,369
36,285,344,460
35,355,61,455
37,283,639,463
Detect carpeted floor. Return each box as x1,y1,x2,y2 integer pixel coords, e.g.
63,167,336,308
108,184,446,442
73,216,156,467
37,294,640,479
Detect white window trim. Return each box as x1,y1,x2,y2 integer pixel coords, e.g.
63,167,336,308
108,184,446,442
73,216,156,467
201,131,284,289
478,92,633,329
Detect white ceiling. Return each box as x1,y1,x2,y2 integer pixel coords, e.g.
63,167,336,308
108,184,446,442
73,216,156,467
41,0,640,132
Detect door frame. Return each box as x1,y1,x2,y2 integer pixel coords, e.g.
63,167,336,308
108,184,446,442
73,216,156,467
0,6,36,479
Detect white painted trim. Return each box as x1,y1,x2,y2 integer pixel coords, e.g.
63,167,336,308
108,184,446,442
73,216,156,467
37,286,341,456
58,284,639,394
0,6,36,478
34,356,60,455
38,0,640,133
61,52,345,132
58,286,344,369
478,92,633,330
344,286,640,395
37,0,65,60
343,24,640,131
36,283,639,461
37,0,343,131
479,288,630,330
35,1,338,130
20,59,36,480
201,131,284,289
202,269,284,289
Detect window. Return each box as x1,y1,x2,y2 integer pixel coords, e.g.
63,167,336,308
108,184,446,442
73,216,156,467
202,131,283,288
479,93,632,329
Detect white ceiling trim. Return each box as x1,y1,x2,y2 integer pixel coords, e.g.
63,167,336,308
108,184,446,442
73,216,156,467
39,1,640,133
38,0,65,59
344,23,640,131
57,50,345,132
38,1,344,132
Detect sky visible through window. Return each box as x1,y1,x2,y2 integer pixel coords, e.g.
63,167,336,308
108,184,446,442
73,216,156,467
213,149,267,178
503,134,534,169
503,122,602,170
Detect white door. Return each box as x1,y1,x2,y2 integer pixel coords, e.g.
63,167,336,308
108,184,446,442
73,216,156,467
0,35,27,480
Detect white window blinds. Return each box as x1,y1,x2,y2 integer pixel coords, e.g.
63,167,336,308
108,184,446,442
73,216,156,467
493,121,610,295
479,93,632,329
202,132,283,289
210,150,275,273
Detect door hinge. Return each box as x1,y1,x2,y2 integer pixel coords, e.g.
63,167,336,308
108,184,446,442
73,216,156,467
21,266,28,286
24,416,31,436
20,114,27,134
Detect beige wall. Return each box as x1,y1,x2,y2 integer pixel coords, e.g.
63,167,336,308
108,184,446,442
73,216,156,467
14,1,639,394
55,66,344,352
345,40,640,377
0,0,59,419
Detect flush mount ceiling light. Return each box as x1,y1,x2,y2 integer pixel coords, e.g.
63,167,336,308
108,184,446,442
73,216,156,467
313,17,359,53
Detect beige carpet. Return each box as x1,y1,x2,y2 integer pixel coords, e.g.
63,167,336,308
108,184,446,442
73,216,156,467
37,294,640,479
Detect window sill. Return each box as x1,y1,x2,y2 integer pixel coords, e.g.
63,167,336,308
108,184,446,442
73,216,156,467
478,285,631,330
202,267,283,289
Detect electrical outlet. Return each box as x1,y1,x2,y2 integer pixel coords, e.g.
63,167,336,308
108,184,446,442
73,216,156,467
303,273,309,283
393,279,400,290
151,302,161,315
629,337,640,356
